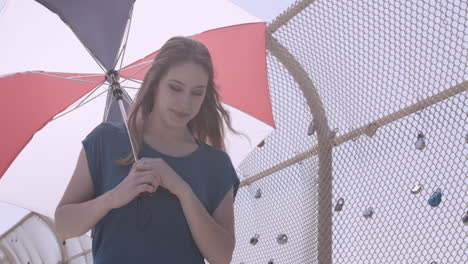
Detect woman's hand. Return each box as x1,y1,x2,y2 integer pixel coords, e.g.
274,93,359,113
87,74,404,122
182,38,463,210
107,162,161,209
137,157,189,198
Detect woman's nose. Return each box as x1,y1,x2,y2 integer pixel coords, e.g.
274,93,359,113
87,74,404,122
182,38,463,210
179,94,192,108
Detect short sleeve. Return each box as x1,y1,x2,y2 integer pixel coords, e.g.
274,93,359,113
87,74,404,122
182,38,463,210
209,151,241,214
81,123,109,195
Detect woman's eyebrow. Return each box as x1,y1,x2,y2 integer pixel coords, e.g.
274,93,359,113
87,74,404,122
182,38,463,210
169,79,184,85
169,79,206,89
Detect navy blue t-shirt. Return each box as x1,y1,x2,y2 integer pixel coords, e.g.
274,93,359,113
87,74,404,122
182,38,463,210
82,122,240,263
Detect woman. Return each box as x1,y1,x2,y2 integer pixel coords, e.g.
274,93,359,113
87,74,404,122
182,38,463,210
54,37,241,264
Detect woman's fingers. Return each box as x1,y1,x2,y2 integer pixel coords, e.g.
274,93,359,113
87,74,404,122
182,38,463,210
136,184,154,195
134,172,160,191
133,160,152,171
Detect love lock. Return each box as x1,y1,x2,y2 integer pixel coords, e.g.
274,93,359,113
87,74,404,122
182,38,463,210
363,207,374,219
410,184,423,194
276,234,288,245
250,234,260,245
257,140,265,148
415,132,426,150
334,198,345,212
254,188,262,199
428,189,442,207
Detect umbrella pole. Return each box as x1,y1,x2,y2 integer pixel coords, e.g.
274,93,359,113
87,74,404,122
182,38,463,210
107,70,139,162
117,99,139,162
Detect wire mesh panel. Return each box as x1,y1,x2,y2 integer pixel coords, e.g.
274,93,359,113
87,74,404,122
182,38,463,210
273,0,466,134
232,52,321,263
332,93,467,263
233,0,467,263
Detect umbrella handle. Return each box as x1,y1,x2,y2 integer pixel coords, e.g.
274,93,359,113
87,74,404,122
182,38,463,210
118,99,139,162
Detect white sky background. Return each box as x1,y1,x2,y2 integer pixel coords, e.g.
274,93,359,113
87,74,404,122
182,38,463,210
0,0,296,236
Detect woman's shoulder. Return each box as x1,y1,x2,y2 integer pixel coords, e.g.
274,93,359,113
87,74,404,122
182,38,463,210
199,144,233,166
91,122,125,134
85,122,126,142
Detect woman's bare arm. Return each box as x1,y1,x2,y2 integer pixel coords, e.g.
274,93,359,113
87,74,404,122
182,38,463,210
54,147,159,240
54,147,112,240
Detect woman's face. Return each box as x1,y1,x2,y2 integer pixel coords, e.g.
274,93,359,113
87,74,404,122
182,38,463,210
153,61,208,128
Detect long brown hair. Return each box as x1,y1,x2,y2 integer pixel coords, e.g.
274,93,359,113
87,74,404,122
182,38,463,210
117,36,240,166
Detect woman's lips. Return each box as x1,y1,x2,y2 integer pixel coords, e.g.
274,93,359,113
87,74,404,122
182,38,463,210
171,109,190,118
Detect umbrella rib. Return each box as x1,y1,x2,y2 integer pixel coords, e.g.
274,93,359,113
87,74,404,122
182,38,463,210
119,62,152,87
52,85,109,121
70,80,135,109
68,74,105,79
120,60,152,72
122,86,139,90
33,72,136,90
75,81,108,108
116,5,134,72
76,39,107,74
61,79,106,112
35,72,104,85
124,78,143,84
47,15,108,73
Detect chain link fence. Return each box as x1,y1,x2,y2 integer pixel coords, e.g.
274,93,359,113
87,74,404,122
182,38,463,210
232,0,467,263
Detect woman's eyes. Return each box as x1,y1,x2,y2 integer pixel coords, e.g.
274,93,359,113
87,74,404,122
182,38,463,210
169,85,203,96
169,85,181,92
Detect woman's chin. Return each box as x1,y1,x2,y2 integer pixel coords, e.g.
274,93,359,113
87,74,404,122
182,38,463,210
167,118,189,128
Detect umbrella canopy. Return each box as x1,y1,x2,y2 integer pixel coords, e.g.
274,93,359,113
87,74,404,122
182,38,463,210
0,0,275,219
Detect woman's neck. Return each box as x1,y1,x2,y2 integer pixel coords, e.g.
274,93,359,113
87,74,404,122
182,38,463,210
142,115,192,144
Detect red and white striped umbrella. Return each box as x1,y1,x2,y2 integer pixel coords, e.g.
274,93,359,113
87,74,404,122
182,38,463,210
0,0,275,219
